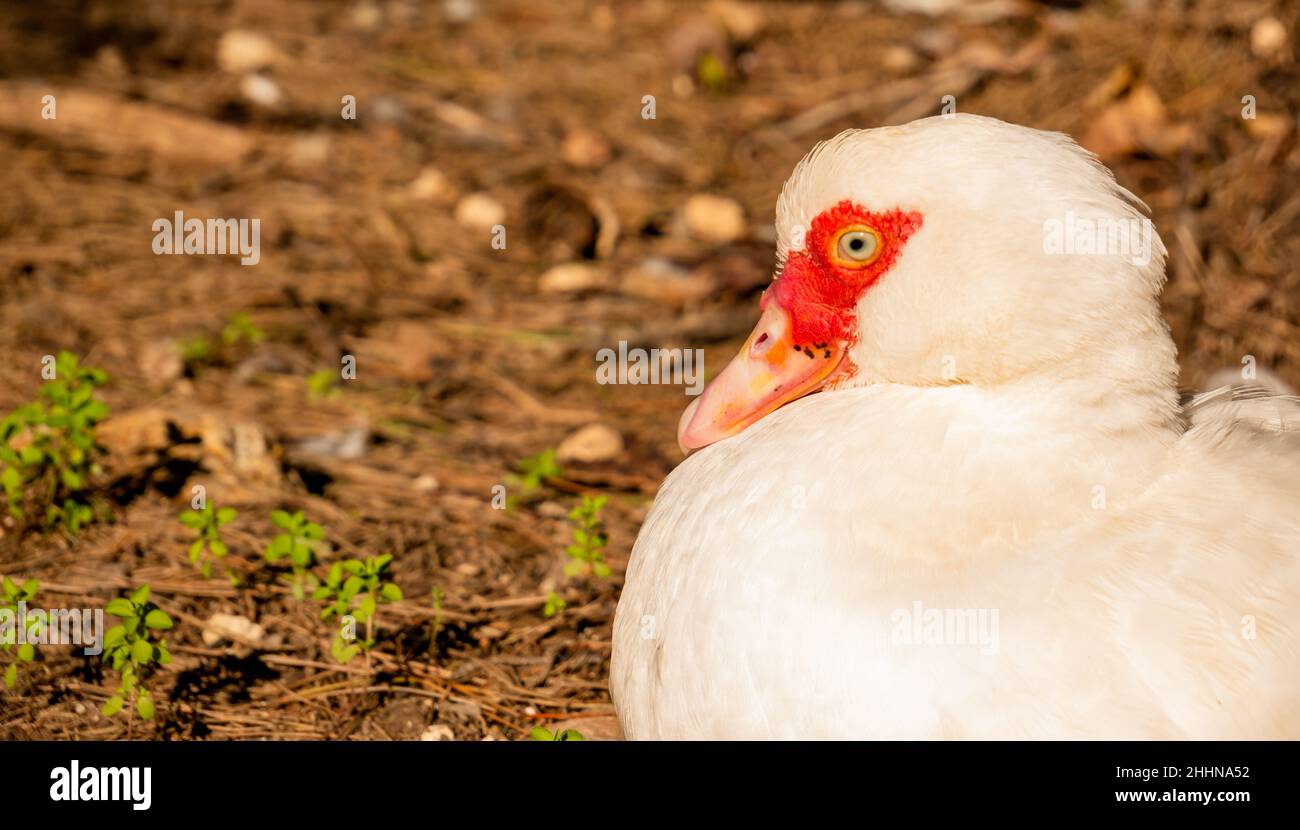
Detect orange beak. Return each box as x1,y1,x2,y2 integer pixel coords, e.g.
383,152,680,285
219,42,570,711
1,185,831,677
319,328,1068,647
677,295,845,451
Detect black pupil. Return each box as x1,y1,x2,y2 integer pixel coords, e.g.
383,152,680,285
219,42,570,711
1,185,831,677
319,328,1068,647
849,238,863,250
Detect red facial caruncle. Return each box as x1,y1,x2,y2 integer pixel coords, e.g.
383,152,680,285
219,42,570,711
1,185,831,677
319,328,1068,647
677,200,923,451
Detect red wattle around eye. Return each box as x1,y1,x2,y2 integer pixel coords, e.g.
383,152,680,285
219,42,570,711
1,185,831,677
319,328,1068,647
772,202,923,346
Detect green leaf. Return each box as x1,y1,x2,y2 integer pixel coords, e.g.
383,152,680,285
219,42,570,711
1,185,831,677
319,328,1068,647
188,539,205,563
529,726,556,741
179,511,206,529
379,583,403,603
144,609,173,630
270,510,294,529
215,507,237,525
209,539,227,558
131,639,153,664
136,692,155,721
4,664,15,688
265,534,291,562
16,643,34,662
20,578,39,598
357,594,377,618
105,598,134,617
102,694,125,717
130,584,150,606
289,543,312,568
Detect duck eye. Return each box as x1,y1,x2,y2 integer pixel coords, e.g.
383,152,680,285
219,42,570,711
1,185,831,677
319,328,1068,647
832,227,880,267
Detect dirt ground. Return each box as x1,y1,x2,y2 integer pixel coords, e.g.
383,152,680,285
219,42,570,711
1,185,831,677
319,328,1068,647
0,0,1296,740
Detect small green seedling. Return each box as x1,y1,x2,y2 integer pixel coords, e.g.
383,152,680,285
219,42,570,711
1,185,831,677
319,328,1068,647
178,336,213,367
48,498,94,537
510,448,562,495
307,369,340,399
102,585,173,721
1,576,42,689
315,554,403,664
0,352,108,532
180,502,238,584
543,591,566,618
564,494,611,579
221,312,264,347
530,726,585,741
265,510,324,599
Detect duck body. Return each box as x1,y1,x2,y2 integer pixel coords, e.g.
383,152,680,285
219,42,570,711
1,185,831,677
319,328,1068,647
613,382,1300,738
611,115,1300,739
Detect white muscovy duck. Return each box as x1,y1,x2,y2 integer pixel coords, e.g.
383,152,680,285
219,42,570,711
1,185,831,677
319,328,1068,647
611,114,1300,739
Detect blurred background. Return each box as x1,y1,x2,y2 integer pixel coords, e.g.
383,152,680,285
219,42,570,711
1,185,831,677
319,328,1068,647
0,0,1296,739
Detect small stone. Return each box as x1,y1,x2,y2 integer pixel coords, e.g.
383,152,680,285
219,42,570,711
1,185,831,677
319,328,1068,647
288,133,331,170
371,96,405,124
683,194,746,244
536,500,568,519
881,44,920,72
202,613,267,647
557,423,624,463
216,30,280,74
621,257,714,304
454,192,506,230
408,167,457,204
709,1,765,41
442,0,479,24
420,724,455,741
456,562,481,577
350,0,382,30
538,262,606,294
1251,17,1287,58
413,474,440,492
240,74,282,108
292,425,369,460
562,128,612,169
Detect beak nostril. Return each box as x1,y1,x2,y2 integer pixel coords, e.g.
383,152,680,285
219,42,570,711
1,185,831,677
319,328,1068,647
751,331,771,357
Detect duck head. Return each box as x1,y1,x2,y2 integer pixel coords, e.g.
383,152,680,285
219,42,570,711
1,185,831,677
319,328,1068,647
678,114,1178,451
